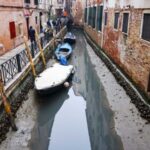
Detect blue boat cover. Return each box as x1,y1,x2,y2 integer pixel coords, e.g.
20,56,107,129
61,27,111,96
60,56,68,65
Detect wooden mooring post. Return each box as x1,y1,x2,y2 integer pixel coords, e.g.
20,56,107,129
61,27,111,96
35,29,46,68
0,74,17,131
23,36,37,78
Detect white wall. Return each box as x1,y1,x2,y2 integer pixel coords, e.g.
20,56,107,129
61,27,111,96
106,0,150,8
132,0,150,8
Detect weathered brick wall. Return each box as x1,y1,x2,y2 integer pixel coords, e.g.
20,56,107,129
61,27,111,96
85,26,103,48
124,9,150,91
84,5,150,95
0,9,40,55
72,0,84,25
0,10,26,55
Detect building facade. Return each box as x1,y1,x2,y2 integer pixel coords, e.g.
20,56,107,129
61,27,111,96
72,0,86,25
51,0,65,17
84,0,150,96
0,0,49,56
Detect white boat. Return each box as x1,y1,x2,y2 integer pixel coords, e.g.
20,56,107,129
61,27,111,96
34,63,74,94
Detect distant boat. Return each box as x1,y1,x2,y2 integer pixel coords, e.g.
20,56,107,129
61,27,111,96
64,32,76,44
34,63,74,94
55,43,72,61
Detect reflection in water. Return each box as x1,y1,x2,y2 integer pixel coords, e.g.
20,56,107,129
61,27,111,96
72,30,124,150
84,58,123,150
48,89,91,150
29,88,69,150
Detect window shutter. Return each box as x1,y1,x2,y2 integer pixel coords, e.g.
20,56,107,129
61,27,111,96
97,6,103,31
9,21,16,39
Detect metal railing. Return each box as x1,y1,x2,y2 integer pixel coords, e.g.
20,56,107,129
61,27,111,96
0,31,52,85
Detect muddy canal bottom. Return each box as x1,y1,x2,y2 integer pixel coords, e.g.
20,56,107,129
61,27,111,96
29,30,123,150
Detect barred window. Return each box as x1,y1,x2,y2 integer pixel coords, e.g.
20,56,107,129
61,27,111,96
142,14,150,42
122,13,129,34
114,13,119,29
96,6,103,31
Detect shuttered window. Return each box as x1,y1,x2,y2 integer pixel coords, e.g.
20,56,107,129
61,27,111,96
142,14,150,42
24,0,30,3
114,13,119,29
122,13,129,34
104,12,107,26
96,6,103,31
92,7,96,28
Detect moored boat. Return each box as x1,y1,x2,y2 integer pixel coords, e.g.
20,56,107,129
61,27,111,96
34,63,74,95
55,43,72,61
64,32,76,44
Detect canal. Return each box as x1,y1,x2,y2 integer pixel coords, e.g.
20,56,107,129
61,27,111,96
29,29,123,150
1,29,150,150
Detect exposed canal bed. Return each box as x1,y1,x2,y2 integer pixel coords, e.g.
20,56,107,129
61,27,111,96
0,29,150,150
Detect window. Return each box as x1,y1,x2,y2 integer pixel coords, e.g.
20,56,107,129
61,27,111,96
122,13,129,34
34,0,38,5
96,5,103,31
35,16,38,24
84,8,87,23
90,7,93,26
114,12,119,29
104,12,107,26
24,0,30,3
9,21,16,39
17,23,23,36
148,72,150,92
57,0,64,4
142,14,150,42
88,7,92,26
92,7,96,28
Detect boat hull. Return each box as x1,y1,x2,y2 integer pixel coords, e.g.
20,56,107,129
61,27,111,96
34,63,74,95
36,81,65,95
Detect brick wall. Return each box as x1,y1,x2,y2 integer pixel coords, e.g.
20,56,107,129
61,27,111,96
84,2,150,96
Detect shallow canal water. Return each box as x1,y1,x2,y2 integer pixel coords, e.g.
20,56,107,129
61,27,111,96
29,30,123,150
